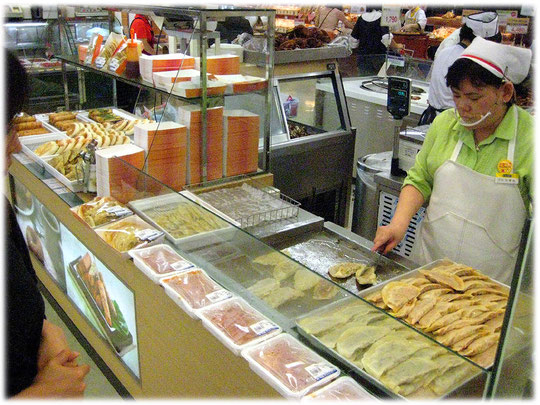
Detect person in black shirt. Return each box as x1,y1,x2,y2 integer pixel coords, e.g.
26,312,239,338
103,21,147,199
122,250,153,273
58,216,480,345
216,16,253,43
5,51,90,398
351,7,404,76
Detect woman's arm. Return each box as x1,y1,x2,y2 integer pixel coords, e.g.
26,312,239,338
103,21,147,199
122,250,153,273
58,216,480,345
373,185,425,254
37,320,76,370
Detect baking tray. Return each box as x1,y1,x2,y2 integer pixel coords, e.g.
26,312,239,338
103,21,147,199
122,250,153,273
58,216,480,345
68,257,135,356
128,193,238,246
276,227,408,297
295,297,483,399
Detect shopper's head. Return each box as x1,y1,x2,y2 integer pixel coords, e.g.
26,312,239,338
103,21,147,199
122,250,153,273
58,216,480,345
5,51,29,169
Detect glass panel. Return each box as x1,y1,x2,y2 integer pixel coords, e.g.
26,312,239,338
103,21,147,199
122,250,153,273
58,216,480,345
276,75,345,137
491,220,533,398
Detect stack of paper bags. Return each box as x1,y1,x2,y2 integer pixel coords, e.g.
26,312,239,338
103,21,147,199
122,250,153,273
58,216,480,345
139,53,196,83
176,105,223,183
223,110,259,176
134,122,188,191
196,54,240,75
96,144,145,203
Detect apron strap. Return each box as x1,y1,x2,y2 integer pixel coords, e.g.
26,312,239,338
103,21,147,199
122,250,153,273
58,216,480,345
506,107,518,171
450,139,463,162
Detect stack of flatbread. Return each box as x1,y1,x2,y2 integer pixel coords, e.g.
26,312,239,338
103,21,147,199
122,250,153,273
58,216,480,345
365,262,508,368
298,298,479,398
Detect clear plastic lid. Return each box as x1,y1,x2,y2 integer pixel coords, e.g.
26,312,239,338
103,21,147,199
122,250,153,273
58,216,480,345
95,215,164,253
72,195,133,228
161,269,231,310
302,376,376,401
199,298,280,347
129,244,193,276
242,333,340,397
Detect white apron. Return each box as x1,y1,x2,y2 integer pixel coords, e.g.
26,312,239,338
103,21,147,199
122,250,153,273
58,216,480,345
411,108,526,284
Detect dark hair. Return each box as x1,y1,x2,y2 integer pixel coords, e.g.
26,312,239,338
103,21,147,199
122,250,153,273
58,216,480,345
6,51,29,127
459,25,476,43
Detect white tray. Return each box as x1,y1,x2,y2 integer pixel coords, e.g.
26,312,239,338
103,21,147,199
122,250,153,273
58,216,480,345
198,297,281,355
128,193,237,246
301,376,377,401
241,333,340,399
129,243,194,283
20,132,70,161
159,268,233,318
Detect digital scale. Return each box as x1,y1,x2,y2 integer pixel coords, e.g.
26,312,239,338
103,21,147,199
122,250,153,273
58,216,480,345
387,76,411,176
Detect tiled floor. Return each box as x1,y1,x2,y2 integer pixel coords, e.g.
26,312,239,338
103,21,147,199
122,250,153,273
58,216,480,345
43,296,122,399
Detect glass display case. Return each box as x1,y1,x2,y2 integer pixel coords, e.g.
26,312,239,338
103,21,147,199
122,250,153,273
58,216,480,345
6,4,533,401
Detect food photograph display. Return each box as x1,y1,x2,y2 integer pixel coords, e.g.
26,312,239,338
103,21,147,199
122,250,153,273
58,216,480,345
6,3,533,401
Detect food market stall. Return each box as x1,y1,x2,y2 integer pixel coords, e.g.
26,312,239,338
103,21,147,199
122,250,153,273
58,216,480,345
6,4,533,401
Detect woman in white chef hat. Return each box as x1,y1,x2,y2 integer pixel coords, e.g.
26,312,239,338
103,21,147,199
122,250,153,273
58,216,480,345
373,37,533,284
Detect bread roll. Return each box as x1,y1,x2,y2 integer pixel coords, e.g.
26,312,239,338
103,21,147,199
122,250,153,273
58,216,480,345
15,122,42,131
17,128,49,137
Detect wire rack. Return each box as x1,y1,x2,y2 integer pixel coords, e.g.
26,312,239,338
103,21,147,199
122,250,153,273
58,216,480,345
192,179,301,229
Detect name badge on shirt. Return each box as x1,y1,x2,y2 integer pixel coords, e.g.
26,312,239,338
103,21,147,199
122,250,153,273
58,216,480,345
495,159,519,184
495,172,519,184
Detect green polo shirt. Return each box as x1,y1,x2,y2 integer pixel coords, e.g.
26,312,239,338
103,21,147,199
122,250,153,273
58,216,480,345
403,105,534,212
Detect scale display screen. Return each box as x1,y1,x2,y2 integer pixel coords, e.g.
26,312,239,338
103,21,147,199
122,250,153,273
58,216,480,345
387,77,411,119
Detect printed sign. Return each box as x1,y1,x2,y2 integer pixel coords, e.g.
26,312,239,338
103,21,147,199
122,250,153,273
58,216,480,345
506,17,529,34
381,7,401,27
497,10,519,25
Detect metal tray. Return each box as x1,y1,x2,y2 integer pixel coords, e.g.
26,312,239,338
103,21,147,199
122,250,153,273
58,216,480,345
295,297,483,399
68,257,134,355
128,193,237,246
275,226,408,297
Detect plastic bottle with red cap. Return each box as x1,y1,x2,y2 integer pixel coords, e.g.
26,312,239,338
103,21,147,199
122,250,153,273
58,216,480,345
125,29,140,79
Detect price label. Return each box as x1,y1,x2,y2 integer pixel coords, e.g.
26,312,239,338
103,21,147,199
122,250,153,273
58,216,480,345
350,5,366,14
387,54,405,67
205,289,233,304
94,56,107,69
135,229,163,242
506,17,529,34
381,7,401,27
103,205,132,217
250,320,279,336
170,260,193,272
305,363,339,381
109,58,121,72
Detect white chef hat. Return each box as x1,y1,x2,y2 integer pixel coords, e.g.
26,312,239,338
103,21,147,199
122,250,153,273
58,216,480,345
458,36,532,84
464,11,499,38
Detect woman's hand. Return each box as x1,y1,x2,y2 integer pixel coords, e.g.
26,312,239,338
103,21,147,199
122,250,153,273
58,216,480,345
372,222,409,254
37,320,77,370
14,350,90,398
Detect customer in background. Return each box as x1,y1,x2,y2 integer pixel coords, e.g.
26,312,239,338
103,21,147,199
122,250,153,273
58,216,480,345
373,37,533,285
351,6,405,76
130,14,156,55
5,51,90,398
401,5,427,32
216,16,253,43
419,12,501,125
315,6,354,34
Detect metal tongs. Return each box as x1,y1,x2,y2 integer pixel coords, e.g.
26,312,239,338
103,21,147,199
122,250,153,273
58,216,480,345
369,242,388,270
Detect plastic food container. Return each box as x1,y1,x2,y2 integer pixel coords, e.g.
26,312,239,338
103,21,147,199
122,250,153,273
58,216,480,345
95,215,164,258
71,196,133,228
160,268,233,318
241,333,340,398
302,376,377,401
129,244,194,283
198,297,281,355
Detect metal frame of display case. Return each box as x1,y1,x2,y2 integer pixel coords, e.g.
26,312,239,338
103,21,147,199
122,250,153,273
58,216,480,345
56,5,275,184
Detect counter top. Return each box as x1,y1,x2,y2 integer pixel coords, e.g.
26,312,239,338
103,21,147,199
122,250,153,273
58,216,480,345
317,77,429,115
